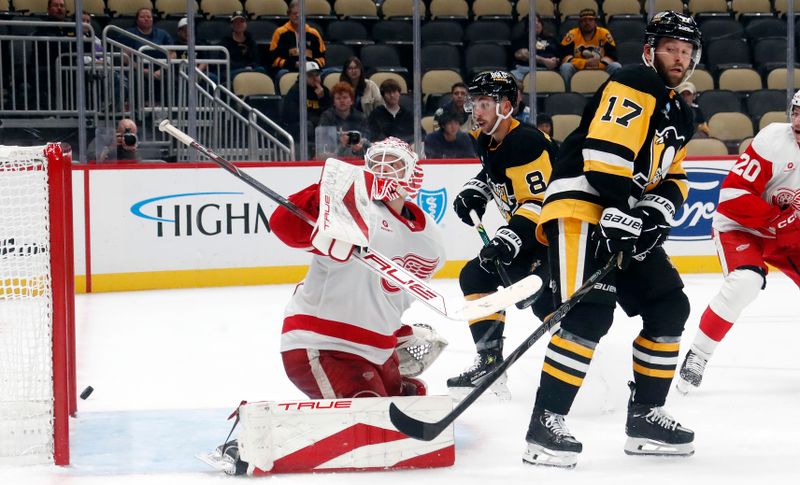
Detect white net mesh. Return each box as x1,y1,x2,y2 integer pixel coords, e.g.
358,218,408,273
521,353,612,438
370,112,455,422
0,145,55,465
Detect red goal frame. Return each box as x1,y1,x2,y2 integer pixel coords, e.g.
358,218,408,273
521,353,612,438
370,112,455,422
45,144,77,466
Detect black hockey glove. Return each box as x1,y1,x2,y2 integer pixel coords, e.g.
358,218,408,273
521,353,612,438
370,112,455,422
593,207,642,270
479,226,522,273
631,207,672,262
453,178,491,226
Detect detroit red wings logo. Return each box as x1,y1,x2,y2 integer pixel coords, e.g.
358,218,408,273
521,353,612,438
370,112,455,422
381,254,439,293
772,188,800,211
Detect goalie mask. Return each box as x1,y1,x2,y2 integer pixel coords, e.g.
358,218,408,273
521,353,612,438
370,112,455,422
364,137,423,201
643,11,702,88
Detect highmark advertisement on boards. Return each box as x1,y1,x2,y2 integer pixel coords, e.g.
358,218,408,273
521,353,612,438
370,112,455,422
72,158,733,292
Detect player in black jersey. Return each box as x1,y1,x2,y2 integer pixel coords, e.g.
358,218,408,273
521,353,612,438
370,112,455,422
446,70,557,398
523,12,700,468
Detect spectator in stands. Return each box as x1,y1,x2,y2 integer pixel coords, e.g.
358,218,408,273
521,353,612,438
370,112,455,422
319,82,370,157
339,57,382,116
558,8,621,89
677,81,710,138
31,0,73,106
511,13,560,82
89,118,162,163
442,82,472,132
121,7,174,53
283,61,332,142
269,0,326,78
513,81,532,124
219,11,266,81
424,107,476,159
174,17,216,82
368,78,413,143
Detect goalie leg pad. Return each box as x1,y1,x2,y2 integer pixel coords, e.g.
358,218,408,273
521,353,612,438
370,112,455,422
224,397,455,474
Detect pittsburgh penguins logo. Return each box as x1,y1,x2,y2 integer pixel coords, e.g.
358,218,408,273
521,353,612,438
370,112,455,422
640,126,686,189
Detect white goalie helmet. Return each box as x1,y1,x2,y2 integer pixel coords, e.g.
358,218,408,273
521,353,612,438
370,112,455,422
790,89,800,113
364,137,423,200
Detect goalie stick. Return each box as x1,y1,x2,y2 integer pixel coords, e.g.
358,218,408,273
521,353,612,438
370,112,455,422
469,211,541,310
158,120,541,321
388,255,620,441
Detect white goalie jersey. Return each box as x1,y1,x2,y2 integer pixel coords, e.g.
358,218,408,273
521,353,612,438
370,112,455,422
272,189,446,365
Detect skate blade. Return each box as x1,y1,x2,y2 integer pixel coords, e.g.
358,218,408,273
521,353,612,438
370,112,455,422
624,437,695,457
447,376,511,401
196,451,236,474
675,378,696,395
522,443,578,469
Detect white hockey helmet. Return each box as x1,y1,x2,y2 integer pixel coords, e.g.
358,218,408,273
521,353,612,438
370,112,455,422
364,137,418,184
790,89,800,113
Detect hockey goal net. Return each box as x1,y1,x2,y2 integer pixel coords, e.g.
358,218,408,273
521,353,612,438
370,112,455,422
0,144,75,465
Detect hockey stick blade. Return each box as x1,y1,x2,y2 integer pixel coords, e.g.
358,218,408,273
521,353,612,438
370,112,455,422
159,120,520,322
469,211,540,310
458,274,542,321
389,256,618,441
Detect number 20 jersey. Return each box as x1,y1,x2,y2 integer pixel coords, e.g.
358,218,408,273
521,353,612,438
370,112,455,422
538,65,694,238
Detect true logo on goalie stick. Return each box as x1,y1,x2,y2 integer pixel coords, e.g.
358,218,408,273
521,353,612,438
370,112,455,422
361,252,439,300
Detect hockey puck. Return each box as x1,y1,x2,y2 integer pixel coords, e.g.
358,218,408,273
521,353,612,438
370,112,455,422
80,386,94,400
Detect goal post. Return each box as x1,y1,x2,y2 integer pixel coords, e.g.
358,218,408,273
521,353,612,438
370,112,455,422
0,143,76,466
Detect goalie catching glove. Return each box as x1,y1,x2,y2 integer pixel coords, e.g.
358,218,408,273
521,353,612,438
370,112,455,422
479,226,523,273
593,207,642,270
395,323,448,377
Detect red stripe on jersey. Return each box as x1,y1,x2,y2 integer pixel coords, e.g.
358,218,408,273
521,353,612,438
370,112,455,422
283,314,397,349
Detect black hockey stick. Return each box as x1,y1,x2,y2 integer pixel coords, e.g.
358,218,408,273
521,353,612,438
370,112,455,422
469,211,539,310
158,120,541,321
388,255,619,441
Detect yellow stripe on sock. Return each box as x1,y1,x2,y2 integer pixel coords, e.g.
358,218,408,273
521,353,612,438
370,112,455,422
634,336,680,352
633,362,676,379
551,334,594,359
543,362,584,387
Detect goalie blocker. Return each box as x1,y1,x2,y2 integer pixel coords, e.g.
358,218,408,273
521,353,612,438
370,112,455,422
199,396,455,475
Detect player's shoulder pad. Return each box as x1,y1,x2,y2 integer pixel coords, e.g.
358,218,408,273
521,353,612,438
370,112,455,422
751,122,793,159
607,65,665,99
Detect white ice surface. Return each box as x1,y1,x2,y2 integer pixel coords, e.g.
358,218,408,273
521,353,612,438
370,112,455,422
1,273,798,484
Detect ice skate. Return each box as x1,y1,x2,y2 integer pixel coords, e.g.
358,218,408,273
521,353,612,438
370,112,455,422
522,407,582,469
197,439,249,475
625,382,694,457
446,349,510,400
676,349,708,395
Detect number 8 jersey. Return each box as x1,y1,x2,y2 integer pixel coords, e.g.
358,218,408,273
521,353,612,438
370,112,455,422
470,118,557,245
537,65,694,241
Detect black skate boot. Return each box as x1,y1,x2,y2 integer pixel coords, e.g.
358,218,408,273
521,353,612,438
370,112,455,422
676,349,708,395
446,349,509,399
522,407,583,468
215,439,250,475
625,382,694,456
